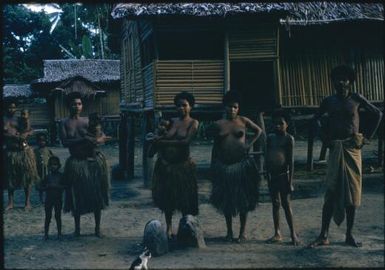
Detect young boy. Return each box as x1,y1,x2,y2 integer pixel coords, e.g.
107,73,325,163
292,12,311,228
34,133,54,203
265,109,300,246
41,156,65,240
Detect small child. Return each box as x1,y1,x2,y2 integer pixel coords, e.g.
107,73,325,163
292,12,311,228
34,133,54,203
265,109,300,246
146,119,171,158
83,112,111,161
41,156,65,240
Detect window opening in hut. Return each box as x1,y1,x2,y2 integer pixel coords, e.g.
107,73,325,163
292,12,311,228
230,61,276,116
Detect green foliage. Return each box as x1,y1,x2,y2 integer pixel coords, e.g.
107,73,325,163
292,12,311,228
3,3,120,84
81,35,93,58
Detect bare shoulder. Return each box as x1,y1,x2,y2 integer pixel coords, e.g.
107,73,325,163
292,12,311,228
285,133,295,145
190,118,199,127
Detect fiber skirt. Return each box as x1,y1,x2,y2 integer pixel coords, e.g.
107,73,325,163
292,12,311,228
5,146,39,190
210,157,260,217
63,151,109,215
152,157,198,215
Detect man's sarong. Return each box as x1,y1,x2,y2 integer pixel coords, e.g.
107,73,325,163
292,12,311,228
325,133,363,226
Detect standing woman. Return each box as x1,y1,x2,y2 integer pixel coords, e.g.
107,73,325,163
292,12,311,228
4,102,39,210
210,91,262,242
60,92,110,237
151,91,199,239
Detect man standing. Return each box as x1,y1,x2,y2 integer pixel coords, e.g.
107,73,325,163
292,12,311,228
308,65,382,248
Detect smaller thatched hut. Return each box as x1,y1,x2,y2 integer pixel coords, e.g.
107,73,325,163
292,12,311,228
31,59,121,143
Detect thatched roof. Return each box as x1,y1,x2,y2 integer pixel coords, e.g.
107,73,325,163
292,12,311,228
3,84,33,98
111,2,383,25
33,59,120,84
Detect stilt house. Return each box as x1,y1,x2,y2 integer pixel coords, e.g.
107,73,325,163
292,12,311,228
111,3,384,179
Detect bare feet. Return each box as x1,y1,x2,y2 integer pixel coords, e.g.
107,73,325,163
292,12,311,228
307,237,330,248
95,229,103,238
235,234,247,244
266,234,282,244
43,235,49,241
225,233,233,242
290,235,301,246
345,234,362,247
5,204,14,211
24,204,32,211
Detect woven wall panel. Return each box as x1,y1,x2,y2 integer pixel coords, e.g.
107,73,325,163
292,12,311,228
154,60,224,105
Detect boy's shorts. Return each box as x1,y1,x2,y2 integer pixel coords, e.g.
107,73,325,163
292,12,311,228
268,172,291,194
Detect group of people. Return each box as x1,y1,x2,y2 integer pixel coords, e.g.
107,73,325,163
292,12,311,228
3,92,111,239
147,65,382,248
3,65,382,248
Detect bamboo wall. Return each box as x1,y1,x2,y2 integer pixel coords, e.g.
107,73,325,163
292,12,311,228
121,20,145,105
153,60,224,106
280,48,384,107
229,23,278,60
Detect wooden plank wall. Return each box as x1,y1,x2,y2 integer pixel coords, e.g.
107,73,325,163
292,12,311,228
280,48,384,107
153,60,224,106
143,62,154,108
121,19,144,105
229,23,278,60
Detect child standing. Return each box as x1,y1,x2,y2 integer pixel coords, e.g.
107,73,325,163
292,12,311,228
34,133,54,203
265,109,300,246
41,156,65,240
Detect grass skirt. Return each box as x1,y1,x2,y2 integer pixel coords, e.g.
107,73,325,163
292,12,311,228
5,146,39,190
63,150,110,215
210,156,260,217
152,157,198,215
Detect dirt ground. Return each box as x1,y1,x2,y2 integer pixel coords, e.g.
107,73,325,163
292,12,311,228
3,140,384,269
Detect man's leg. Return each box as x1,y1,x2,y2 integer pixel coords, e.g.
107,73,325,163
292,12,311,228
281,193,300,245
6,190,14,210
308,191,334,247
74,212,80,237
24,185,32,210
94,209,101,237
165,211,173,239
345,206,362,247
224,213,233,241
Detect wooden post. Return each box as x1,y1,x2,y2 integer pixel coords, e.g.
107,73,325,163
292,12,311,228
319,142,327,161
142,111,155,188
307,120,314,171
119,112,129,173
127,114,135,180
224,32,230,93
378,135,383,168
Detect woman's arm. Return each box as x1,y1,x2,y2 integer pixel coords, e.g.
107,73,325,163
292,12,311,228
243,116,262,149
156,119,199,146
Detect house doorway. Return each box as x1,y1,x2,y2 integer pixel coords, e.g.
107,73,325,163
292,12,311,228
230,61,276,117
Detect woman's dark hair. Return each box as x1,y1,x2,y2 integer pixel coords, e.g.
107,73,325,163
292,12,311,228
330,65,356,82
222,91,241,106
174,91,195,107
271,108,291,124
48,156,61,168
66,92,83,107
